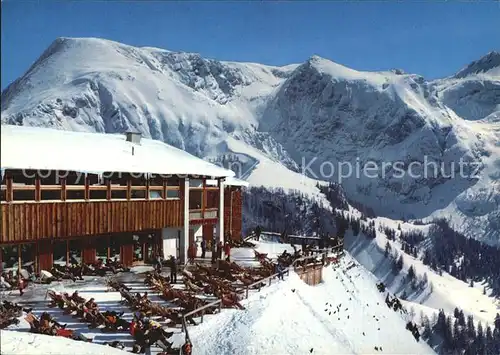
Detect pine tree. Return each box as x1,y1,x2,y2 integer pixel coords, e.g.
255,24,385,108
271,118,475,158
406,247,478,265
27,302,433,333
396,254,404,271
444,316,454,351
422,314,432,339
453,318,465,350
485,325,494,355
408,265,416,280
392,251,400,274
494,313,500,332
435,309,447,336
384,241,391,258
475,321,485,354
467,314,476,339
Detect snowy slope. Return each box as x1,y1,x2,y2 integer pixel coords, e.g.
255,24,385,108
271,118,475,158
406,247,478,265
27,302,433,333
188,254,434,355
0,329,130,355
344,217,500,326
1,37,499,244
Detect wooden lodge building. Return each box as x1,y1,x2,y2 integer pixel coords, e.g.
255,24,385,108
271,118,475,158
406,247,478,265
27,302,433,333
0,125,248,273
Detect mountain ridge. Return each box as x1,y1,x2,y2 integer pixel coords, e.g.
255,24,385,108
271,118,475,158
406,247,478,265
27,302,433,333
1,36,499,245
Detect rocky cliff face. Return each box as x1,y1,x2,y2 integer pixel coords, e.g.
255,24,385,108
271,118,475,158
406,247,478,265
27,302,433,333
1,37,498,244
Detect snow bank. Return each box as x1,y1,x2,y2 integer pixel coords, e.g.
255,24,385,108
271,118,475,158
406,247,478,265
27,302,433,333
0,329,130,355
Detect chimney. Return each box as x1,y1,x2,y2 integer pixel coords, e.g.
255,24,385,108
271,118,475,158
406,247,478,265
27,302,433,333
125,131,142,144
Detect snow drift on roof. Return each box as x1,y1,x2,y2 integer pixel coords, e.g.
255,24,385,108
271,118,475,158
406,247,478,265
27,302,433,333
0,125,234,178
207,177,249,187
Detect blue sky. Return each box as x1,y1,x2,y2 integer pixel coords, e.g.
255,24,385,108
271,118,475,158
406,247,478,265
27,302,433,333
1,1,499,89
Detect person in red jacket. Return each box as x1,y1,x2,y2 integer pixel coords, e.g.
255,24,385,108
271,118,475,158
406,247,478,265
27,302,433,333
224,242,231,262
129,320,136,337
182,339,192,355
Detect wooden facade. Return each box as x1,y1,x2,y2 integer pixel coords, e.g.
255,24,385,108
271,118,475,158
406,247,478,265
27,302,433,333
0,199,182,244
0,168,245,270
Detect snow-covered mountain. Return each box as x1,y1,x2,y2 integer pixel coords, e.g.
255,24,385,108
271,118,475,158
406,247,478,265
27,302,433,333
1,37,499,244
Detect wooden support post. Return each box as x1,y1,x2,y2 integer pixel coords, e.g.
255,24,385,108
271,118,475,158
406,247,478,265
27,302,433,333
66,240,69,267
202,179,206,219
145,175,150,200
162,178,167,199
126,179,131,200
35,177,41,201
18,246,22,273
229,188,233,238
84,174,90,200
61,178,67,201
106,179,111,200
34,242,38,275
6,176,13,202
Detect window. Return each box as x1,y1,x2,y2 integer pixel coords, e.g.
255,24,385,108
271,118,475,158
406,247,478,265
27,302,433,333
41,188,62,201
189,179,203,188
189,190,202,209
149,190,162,199
13,190,36,201
166,189,180,199
111,189,127,199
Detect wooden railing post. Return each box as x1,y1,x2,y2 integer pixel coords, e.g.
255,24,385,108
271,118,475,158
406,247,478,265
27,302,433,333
5,176,13,202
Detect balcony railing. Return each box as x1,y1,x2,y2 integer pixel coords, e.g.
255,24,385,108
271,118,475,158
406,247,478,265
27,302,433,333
204,209,217,219
189,210,203,220
189,208,218,221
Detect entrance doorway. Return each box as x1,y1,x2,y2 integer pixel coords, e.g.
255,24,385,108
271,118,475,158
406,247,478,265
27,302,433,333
132,232,160,265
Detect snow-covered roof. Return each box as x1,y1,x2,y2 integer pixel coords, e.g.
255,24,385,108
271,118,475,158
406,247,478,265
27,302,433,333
0,125,235,178
225,176,249,187
206,177,249,187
